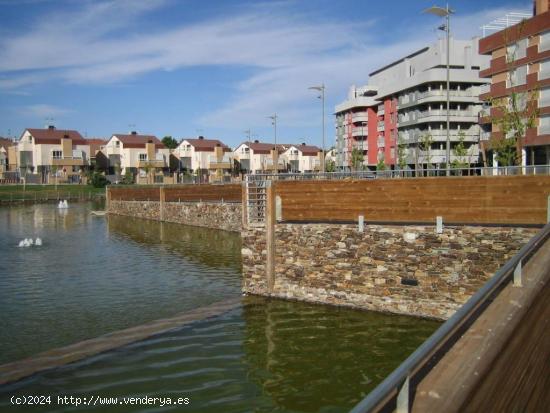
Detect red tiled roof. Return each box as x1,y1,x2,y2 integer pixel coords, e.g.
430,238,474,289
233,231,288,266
237,141,282,155
0,137,14,149
112,134,164,149
296,144,321,156
24,128,87,145
182,138,231,152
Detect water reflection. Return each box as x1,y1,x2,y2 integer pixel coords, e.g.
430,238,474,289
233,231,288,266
0,203,241,364
107,214,241,270
0,297,439,413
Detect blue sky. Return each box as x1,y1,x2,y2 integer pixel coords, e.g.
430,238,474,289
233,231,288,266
0,0,530,148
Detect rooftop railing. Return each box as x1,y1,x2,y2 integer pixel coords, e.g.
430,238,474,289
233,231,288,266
245,165,550,181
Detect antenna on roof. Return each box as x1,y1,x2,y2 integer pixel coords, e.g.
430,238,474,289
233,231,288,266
44,117,55,129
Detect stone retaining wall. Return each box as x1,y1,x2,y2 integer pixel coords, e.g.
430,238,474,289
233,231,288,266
242,223,537,319
108,200,242,232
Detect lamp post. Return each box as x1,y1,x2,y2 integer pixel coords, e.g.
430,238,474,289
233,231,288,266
308,84,326,172
268,114,278,174
424,4,453,176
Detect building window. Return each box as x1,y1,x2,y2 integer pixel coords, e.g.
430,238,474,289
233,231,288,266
115,140,120,148
540,86,550,109
139,153,147,161
539,114,550,135
540,59,550,81
507,65,527,87
540,30,550,53
52,150,62,159
507,39,527,61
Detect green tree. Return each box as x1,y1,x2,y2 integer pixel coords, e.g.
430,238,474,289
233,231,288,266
325,159,336,172
397,136,408,170
350,147,364,171
419,133,433,168
162,136,178,149
376,158,386,171
487,22,539,167
451,131,470,170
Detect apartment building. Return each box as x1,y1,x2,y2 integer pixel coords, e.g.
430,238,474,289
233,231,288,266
335,37,490,170
174,137,232,180
103,132,169,180
280,144,322,172
16,127,91,182
478,0,550,166
233,140,288,173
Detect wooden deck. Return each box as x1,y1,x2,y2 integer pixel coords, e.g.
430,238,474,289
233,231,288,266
411,236,550,412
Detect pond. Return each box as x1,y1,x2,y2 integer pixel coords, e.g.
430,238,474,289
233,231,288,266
0,202,439,412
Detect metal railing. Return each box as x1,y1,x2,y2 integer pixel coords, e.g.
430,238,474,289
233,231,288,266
350,222,550,413
244,165,550,181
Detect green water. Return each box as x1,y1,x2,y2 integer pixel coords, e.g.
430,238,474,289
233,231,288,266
0,203,440,412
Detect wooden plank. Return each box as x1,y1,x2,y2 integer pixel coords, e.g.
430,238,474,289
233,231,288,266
411,238,550,413
276,176,550,225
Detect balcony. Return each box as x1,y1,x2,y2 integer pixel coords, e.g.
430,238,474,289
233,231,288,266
352,127,367,138
264,158,286,171
480,131,491,141
51,156,85,166
208,155,232,169
539,96,550,108
351,113,368,123
138,159,166,168
377,122,385,131
377,137,385,148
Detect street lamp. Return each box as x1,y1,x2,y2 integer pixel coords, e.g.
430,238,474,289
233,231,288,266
268,114,278,174
308,84,326,172
424,4,454,176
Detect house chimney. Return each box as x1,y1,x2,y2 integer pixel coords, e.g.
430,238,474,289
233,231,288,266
48,125,55,130
131,131,137,135
254,139,259,143
198,136,204,140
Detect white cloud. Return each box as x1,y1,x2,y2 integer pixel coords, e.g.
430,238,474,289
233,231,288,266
0,1,533,140
22,104,73,119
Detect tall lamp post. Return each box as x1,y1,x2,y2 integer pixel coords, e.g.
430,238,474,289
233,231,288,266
268,114,278,173
425,4,454,176
308,84,326,172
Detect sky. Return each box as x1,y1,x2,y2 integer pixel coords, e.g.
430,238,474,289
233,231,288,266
0,0,531,148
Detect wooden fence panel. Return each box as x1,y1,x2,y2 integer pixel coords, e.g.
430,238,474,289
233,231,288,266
109,187,160,201
275,176,550,225
164,184,242,202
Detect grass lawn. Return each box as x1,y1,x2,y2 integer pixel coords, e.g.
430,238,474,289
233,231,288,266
0,185,106,201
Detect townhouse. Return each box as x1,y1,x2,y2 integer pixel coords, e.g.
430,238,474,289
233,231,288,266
478,0,550,166
103,132,170,183
280,144,323,173
16,126,91,183
174,136,232,181
233,140,289,173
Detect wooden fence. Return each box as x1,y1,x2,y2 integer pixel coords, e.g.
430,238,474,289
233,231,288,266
275,176,550,225
108,184,242,203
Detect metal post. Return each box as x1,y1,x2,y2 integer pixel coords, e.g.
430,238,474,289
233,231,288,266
358,215,364,232
445,5,451,176
513,260,522,287
322,83,326,173
396,376,410,413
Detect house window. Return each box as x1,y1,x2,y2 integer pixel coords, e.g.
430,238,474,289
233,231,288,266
52,150,62,159
139,153,147,161
115,141,120,148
